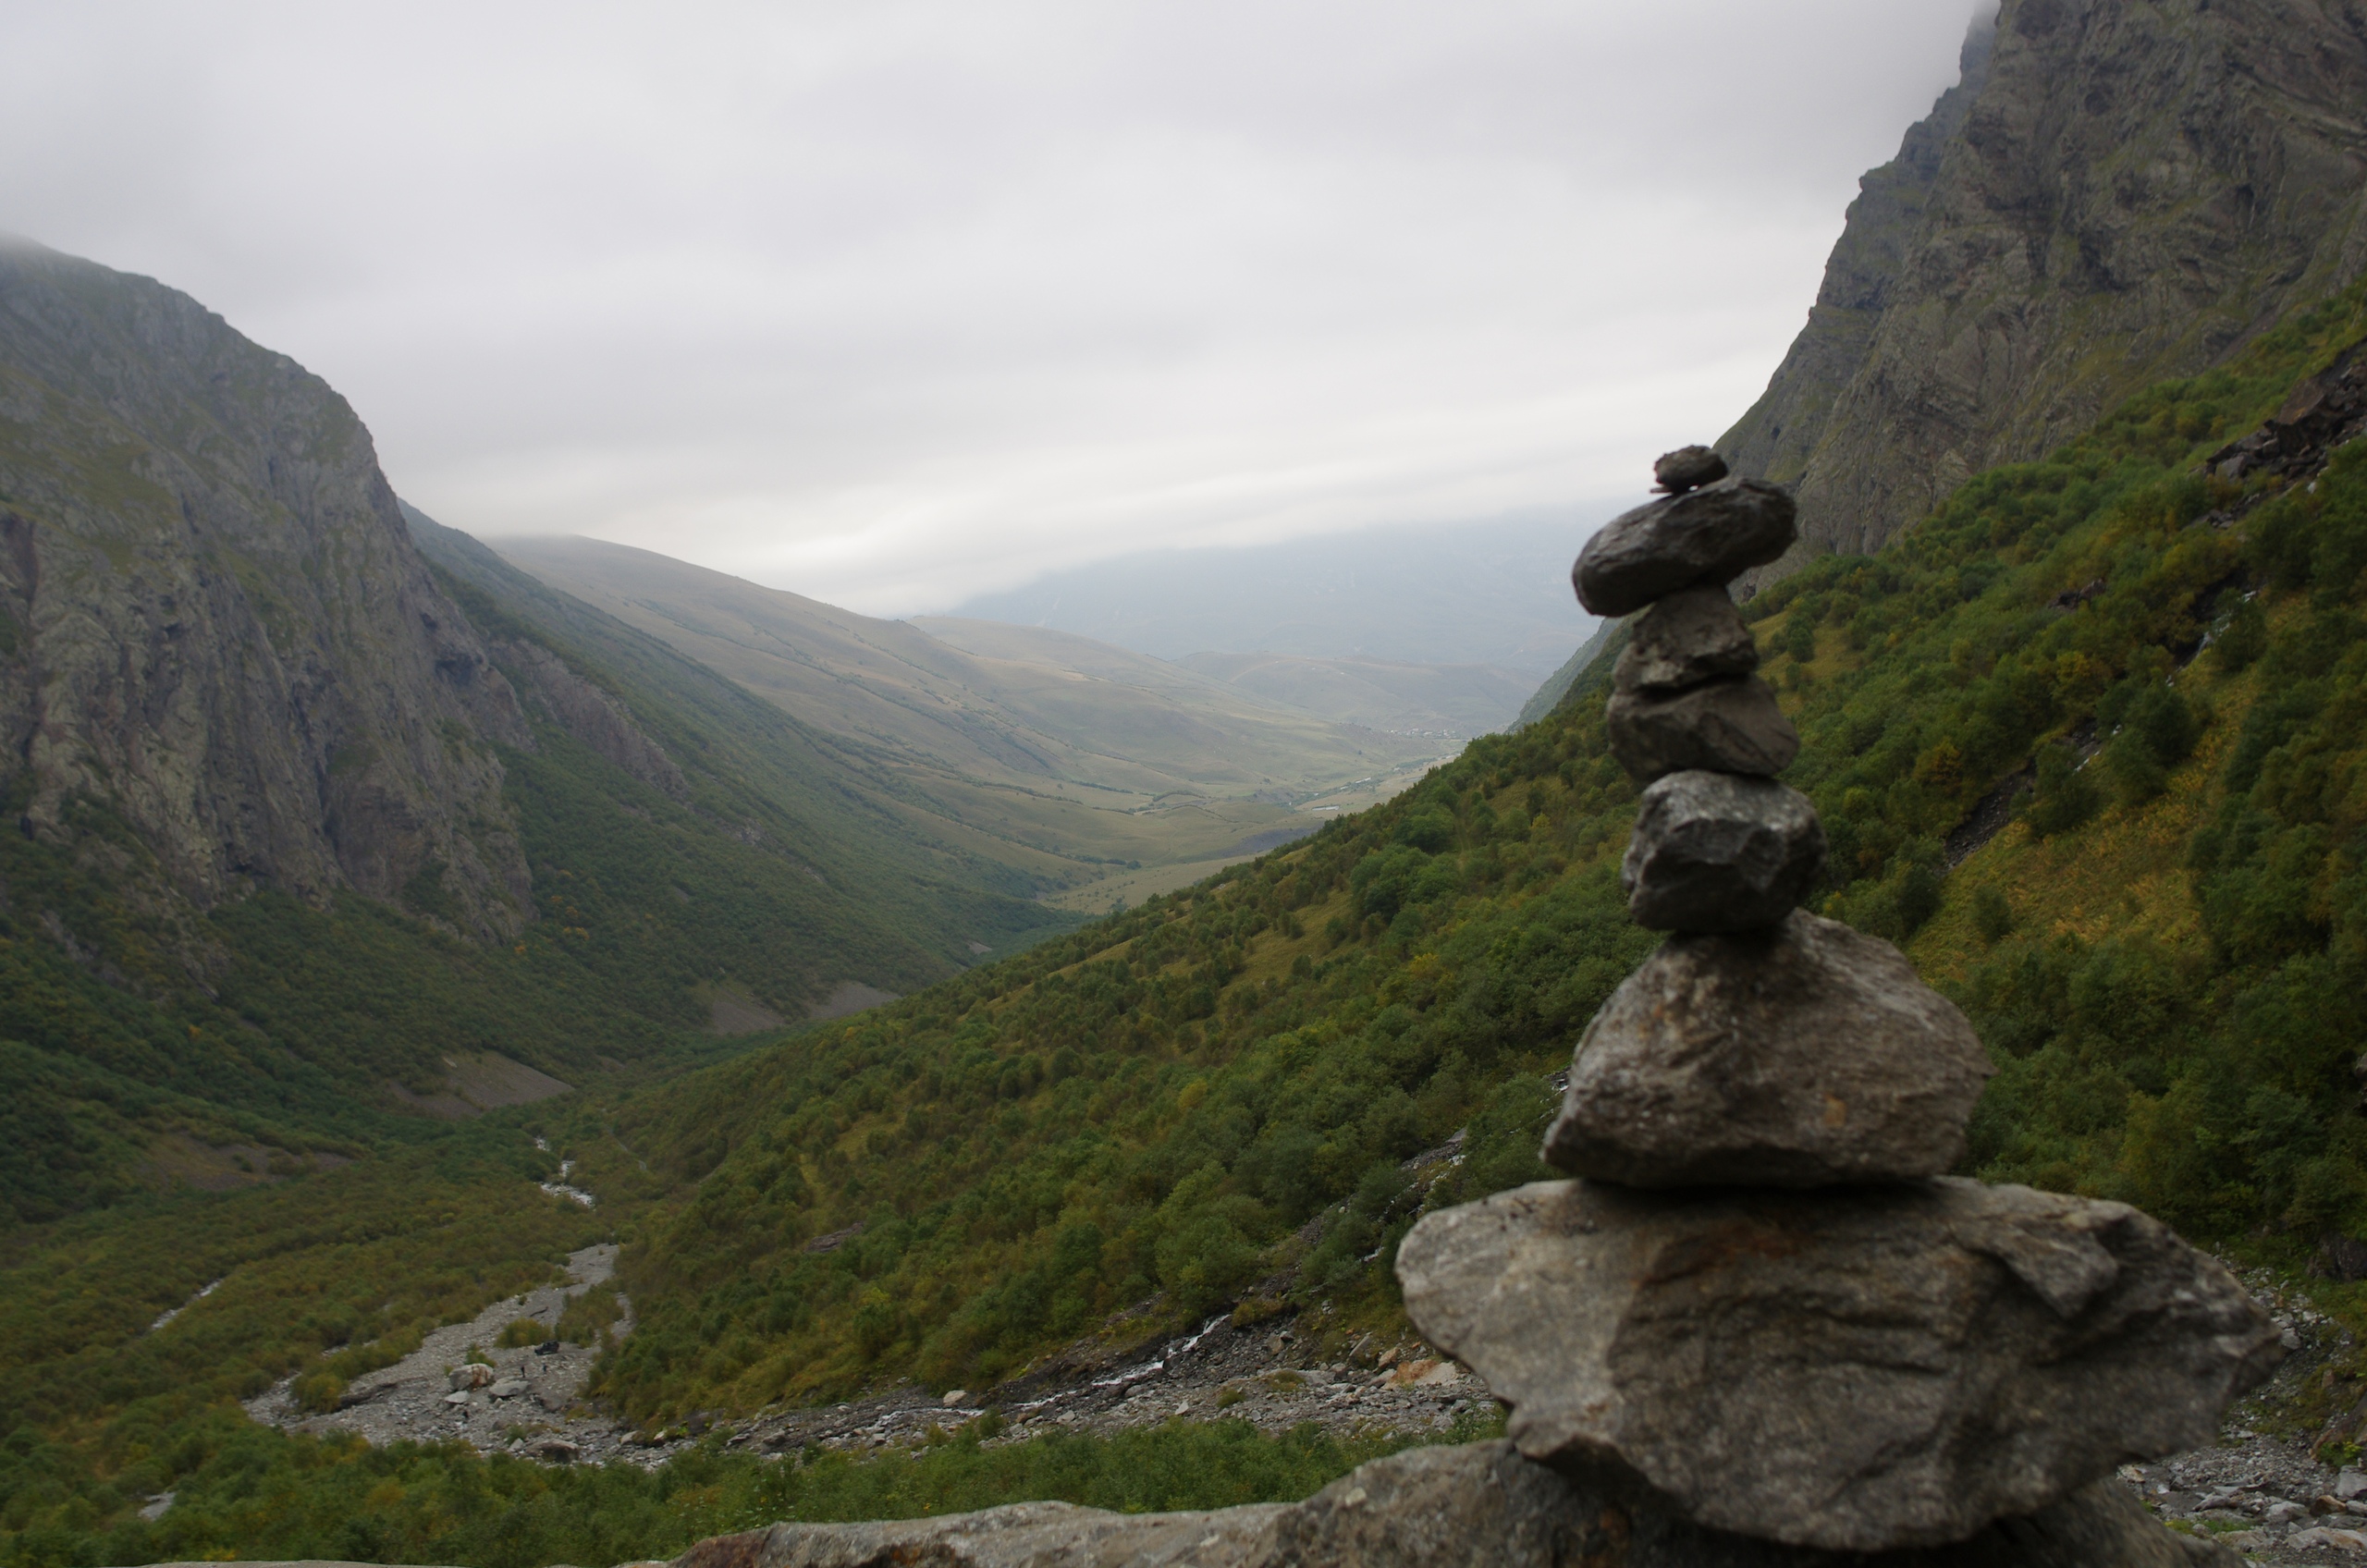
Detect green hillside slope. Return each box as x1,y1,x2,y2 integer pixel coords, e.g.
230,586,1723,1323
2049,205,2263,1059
565,278,2367,1428
15,271,2367,1568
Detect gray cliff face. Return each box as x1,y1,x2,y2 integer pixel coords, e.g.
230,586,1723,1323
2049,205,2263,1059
0,240,533,937
1722,0,2367,569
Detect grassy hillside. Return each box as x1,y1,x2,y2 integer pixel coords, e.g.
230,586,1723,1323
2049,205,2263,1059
14,276,2367,1568
561,276,2367,1429
493,537,1450,899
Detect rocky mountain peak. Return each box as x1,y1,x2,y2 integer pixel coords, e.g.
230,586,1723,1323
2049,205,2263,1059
0,239,533,937
1722,0,2367,574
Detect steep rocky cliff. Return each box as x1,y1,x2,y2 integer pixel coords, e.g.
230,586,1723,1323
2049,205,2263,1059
1723,0,2367,569
0,239,533,938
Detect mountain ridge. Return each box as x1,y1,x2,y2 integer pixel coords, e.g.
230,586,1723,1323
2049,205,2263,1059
0,238,534,939
1722,0,2367,572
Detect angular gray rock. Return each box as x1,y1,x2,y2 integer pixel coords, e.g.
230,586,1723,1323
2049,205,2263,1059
1541,910,1993,1187
663,1439,2238,1568
1613,584,1759,693
1606,676,1798,782
1572,477,1797,617
1653,444,1730,495
1396,1179,2281,1553
1622,770,1825,931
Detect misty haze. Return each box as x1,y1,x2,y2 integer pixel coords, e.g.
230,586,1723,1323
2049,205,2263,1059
7,0,2366,1563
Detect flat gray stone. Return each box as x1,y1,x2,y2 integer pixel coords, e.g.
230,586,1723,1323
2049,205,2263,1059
1606,675,1798,782
1622,770,1825,931
1653,445,1730,495
1396,1179,2280,1554
1542,910,1993,1186
1614,585,1759,693
663,1438,2238,1568
1574,478,1797,617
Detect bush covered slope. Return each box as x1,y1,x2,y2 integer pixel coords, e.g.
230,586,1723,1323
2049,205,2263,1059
584,279,2367,1427
15,271,2367,1568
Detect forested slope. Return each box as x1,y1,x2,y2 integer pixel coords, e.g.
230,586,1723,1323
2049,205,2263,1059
16,255,2367,1568
575,277,2367,1429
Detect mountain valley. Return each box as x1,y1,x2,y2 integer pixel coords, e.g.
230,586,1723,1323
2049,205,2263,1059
488,537,1454,908
16,2,2367,1565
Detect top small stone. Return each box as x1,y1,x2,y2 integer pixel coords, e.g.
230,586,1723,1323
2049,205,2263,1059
1652,445,1728,494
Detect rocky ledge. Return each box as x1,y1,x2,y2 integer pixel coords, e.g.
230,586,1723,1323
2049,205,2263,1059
663,1439,2236,1568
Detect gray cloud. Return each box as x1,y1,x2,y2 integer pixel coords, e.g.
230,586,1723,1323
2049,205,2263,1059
1,0,1977,613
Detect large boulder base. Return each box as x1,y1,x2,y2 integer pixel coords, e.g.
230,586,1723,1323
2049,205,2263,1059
1396,1179,2280,1553
1622,770,1825,931
1605,675,1799,782
1573,477,1797,617
1542,910,1993,1187
662,1439,2237,1568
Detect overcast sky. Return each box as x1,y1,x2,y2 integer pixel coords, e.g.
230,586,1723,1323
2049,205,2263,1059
3,1,1981,616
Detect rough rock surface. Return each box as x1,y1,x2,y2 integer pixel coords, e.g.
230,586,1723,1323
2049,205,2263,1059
666,1439,2237,1568
1605,676,1798,783
1396,1178,2282,1552
1572,478,1798,617
1613,585,1759,693
1541,910,1993,1187
1652,445,1729,495
1620,771,1825,931
1721,0,2367,572
0,239,533,937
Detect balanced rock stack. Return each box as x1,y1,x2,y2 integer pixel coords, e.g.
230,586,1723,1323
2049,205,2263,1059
1396,447,2284,1556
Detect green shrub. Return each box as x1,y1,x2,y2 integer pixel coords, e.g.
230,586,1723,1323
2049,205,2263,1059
497,1317,546,1349
2025,746,2103,839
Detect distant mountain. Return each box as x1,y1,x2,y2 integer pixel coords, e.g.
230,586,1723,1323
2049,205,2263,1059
0,238,534,938
1723,0,2367,569
935,510,1599,675
492,537,1453,881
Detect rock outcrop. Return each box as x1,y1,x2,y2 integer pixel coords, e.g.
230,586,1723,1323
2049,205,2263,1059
0,239,536,937
667,1439,2239,1567
1396,1179,2277,1551
1721,0,2367,571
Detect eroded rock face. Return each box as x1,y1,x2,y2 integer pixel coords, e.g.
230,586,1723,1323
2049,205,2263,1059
1542,910,1993,1186
1572,478,1797,617
1621,770,1825,931
1396,1179,2281,1553
0,239,533,937
1605,676,1798,782
1721,0,2367,573
1613,585,1759,693
666,1439,2238,1567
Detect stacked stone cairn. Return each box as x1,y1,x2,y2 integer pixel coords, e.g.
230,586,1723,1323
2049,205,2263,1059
1394,447,2285,1555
